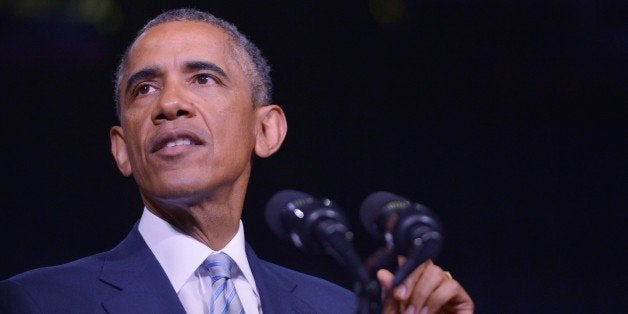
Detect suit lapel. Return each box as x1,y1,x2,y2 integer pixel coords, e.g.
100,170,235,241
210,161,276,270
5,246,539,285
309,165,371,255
99,224,186,314
246,244,316,314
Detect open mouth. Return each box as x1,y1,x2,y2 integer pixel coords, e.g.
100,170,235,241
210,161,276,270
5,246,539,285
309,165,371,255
151,130,204,153
165,138,194,148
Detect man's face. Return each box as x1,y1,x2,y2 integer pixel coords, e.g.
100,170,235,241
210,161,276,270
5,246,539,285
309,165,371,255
111,21,259,205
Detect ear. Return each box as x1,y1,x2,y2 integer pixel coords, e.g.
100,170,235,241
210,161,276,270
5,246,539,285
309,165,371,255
253,105,288,158
110,125,133,177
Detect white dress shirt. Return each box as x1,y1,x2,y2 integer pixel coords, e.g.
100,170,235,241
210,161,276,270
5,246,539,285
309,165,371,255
138,207,261,314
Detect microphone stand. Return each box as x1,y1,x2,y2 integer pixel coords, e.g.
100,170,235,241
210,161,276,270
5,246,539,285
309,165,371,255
318,206,443,313
353,275,381,314
315,220,382,314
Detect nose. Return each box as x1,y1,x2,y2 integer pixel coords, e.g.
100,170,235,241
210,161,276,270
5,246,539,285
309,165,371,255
151,82,196,123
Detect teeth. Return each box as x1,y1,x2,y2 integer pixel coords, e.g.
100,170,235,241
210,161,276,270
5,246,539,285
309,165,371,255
165,138,192,148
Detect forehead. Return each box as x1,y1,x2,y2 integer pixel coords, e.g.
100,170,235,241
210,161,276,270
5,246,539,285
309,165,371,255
124,20,242,79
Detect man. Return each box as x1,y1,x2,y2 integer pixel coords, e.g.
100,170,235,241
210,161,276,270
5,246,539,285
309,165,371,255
1,8,473,313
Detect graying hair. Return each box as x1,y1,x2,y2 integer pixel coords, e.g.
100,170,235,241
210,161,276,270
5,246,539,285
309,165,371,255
113,8,272,118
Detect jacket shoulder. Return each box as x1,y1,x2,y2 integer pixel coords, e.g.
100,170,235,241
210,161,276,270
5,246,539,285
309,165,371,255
0,252,114,313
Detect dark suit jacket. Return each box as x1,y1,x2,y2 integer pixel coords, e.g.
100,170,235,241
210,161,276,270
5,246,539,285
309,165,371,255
0,224,356,313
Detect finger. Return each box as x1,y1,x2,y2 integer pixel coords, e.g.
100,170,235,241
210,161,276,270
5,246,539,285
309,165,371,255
406,263,444,310
378,269,402,314
377,269,394,295
423,279,474,314
394,259,432,301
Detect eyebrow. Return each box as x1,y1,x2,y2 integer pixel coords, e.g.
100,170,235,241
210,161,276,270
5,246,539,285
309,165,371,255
183,61,228,80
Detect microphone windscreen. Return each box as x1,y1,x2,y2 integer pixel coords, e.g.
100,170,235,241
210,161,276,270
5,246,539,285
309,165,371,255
359,191,410,237
264,189,314,239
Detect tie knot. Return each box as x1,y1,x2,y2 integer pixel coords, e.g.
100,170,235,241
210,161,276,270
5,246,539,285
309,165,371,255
203,252,236,283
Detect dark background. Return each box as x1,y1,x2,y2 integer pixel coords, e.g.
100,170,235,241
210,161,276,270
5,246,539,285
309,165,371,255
1,1,626,312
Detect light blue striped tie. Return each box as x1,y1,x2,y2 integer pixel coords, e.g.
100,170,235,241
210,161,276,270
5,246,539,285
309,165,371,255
204,253,245,314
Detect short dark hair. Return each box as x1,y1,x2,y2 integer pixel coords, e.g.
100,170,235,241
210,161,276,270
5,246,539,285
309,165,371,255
113,8,272,117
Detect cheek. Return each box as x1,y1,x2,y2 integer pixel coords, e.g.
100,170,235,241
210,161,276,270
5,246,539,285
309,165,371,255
213,111,256,155
200,97,255,132
120,122,148,164
229,109,256,138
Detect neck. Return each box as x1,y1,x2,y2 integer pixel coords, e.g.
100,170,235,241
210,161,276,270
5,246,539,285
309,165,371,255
144,188,247,250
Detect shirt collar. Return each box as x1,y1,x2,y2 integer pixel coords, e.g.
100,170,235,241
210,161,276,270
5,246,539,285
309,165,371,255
137,207,257,294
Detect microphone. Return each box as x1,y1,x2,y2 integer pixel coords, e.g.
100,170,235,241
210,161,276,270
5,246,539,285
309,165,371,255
264,189,353,255
360,191,443,287
265,190,381,313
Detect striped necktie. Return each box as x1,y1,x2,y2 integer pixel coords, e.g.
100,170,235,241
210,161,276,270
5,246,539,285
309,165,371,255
203,252,245,314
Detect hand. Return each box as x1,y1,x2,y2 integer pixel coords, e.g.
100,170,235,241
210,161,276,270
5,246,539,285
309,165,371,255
377,258,474,314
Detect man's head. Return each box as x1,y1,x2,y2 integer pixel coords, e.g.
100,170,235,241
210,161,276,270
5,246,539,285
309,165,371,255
114,8,272,117
109,8,287,212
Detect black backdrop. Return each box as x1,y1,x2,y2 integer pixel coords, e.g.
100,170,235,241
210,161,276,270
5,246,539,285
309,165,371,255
2,1,626,312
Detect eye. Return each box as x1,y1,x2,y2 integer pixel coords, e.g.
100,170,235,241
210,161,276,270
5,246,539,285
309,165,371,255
135,83,157,96
194,74,218,85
